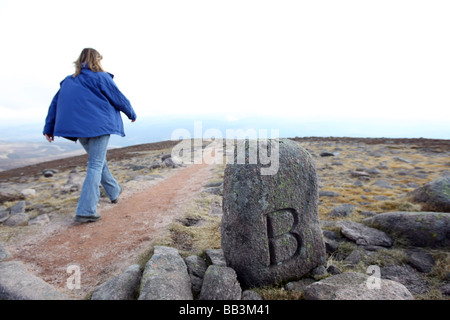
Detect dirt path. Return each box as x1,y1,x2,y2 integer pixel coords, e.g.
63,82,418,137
9,161,213,299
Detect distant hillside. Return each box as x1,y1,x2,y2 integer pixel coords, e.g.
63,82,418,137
0,140,179,181
0,141,85,172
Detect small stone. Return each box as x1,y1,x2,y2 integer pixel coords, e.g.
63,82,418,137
319,191,341,197
374,195,389,201
380,264,429,295
28,214,50,226
440,283,450,296
350,170,370,178
344,250,362,265
327,265,342,275
360,211,376,217
10,201,26,215
0,243,10,261
0,209,10,223
406,249,435,273
320,152,337,157
285,278,315,292
241,290,263,300
43,169,58,177
3,213,29,227
373,180,393,189
205,249,226,267
323,237,339,254
339,220,393,247
20,189,36,198
330,204,355,217
199,265,242,300
311,265,328,279
394,157,412,164
185,255,207,294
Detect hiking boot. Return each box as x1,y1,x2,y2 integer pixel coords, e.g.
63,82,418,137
74,213,101,223
111,186,122,204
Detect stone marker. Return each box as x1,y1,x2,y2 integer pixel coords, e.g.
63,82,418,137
222,138,326,288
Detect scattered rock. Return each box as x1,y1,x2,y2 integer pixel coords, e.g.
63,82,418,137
241,290,263,300
320,152,337,157
338,220,393,247
373,180,393,189
319,190,341,197
350,170,370,178
222,138,326,288
367,168,382,175
374,195,389,201
205,182,223,188
311,265,328,279
344,250,362,265
61,169,84,193
161,154,172,161
360,210,376,217
285,278,315,292
28,214,50,226
10,201,26,215
0,261,69,300
327,265,342,275
204,186,223,196
408,176,450,212
304,272,413,300
138,246,193,300
323,237,339,254
185,255,207,294
3,213,29,227
199,265,242,300
330,204,355,217
407,182,420,188
163,157,177,168
440,282,450,296
20,189,36,198
364,211,450,247
393,157,413,164
380,264,429,295
205,249,226,267
406,249,435,273
0,243,10,261
0,190,24,204
0,209,9,223
91,264,141,300
43,169,58,177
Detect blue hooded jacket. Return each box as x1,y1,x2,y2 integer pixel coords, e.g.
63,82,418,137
43,65,137,140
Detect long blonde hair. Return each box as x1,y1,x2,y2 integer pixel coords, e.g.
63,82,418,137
73,48,105,77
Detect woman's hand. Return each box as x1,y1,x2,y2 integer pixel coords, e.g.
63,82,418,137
45,134,54,143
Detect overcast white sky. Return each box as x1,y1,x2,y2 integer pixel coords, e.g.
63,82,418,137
0,0,449,137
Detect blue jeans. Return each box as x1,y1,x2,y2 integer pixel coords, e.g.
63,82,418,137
76,135,121,216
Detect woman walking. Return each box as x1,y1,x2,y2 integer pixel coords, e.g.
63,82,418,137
43,48,137,223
